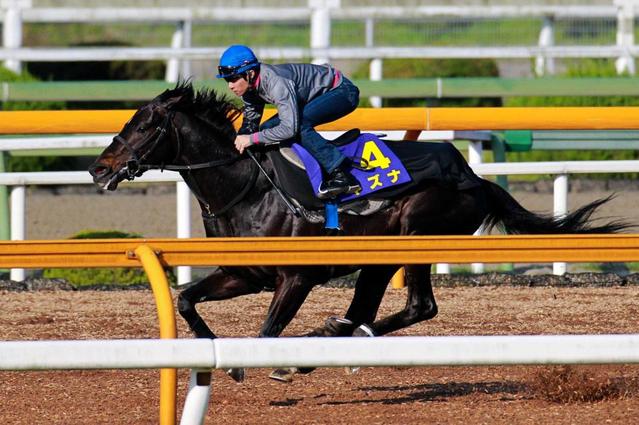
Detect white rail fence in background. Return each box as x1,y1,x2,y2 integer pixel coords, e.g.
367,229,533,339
2,334,639,424
2,1,639,82
3,132,638,282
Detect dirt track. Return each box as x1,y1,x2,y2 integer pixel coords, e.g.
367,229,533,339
1,285,639,424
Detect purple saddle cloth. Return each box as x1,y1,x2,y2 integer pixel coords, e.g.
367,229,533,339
291,133,412,202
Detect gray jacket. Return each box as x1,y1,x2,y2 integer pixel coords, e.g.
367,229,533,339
239,63,342,144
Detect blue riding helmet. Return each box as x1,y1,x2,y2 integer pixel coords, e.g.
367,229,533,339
216,45,260,79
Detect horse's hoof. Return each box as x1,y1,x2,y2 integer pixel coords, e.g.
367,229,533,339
226,367,245,382
345,366,360,375
346,324,376,374
269,367,297,383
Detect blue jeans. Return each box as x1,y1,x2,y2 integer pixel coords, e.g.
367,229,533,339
260,78,359,173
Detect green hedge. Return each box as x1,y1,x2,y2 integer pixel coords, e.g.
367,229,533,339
505,59,639,176
0,66,66,111
43,230,177,288
505,59,639,107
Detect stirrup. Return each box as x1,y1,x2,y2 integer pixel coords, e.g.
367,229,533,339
317,182,360,200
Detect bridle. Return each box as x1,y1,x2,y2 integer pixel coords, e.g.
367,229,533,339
113,109,239,181
112,106,258,218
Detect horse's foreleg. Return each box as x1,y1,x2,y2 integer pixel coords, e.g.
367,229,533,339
261,273,317,383
177,270,260,339
178,270,262,383
361,264,437,337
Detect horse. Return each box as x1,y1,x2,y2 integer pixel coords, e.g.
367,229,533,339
89,83,628,382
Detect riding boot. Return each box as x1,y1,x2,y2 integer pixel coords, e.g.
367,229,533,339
317,162,361,200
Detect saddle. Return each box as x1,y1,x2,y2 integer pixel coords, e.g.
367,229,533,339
266,130,483,220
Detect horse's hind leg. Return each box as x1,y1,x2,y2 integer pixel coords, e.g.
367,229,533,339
360,264,437,336
177,269,261,339
344,265,398,327
259,272,316,338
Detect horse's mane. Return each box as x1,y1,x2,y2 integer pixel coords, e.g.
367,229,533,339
155,81,242,143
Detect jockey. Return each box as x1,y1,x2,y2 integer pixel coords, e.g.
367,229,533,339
216,44,362,200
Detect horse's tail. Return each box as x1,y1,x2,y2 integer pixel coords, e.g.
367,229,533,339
482,180,630,234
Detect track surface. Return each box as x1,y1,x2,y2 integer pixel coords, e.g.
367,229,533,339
1,285,638,424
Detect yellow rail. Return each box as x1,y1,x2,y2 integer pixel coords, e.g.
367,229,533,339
1,106,639,134
1,234,639,268
134,245,177,425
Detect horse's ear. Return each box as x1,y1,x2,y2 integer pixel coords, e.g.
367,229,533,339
161,93,187,110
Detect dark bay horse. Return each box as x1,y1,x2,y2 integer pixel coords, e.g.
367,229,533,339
89,83,627,381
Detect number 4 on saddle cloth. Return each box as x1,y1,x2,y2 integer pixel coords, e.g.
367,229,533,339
293,132,412,202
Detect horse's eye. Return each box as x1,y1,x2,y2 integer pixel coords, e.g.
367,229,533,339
137,126,147,133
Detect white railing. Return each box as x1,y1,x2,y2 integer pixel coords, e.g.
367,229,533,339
2,45,637,62
2,334,639,424
1,5,621,22
1,2,638,80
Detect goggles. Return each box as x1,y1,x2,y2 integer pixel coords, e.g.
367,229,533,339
220,72,244,83
216,60,258,80
217,65,240,78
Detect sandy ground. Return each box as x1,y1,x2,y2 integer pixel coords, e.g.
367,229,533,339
1,285,639,424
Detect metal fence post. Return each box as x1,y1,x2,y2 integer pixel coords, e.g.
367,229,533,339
553,174,569,275
2,0,28,74
0,151,9,241
366,17,382,108
615,0,636,75
309,0,339,65
166,20,192,83
182,20,192,80
179,370,211,425
469,141,485,274
176,181,192,285
535,15,555,76
9,184,25,281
